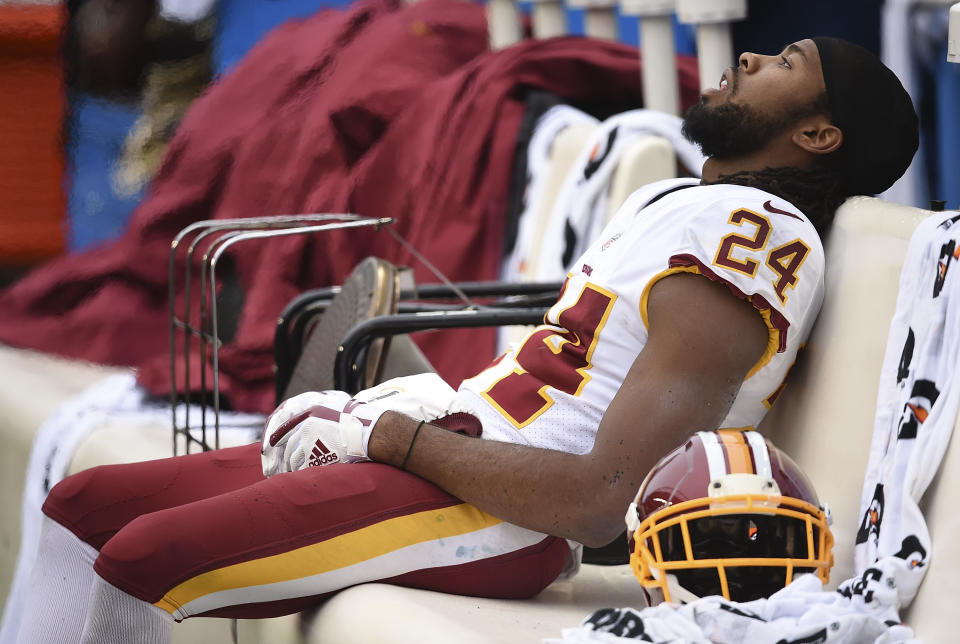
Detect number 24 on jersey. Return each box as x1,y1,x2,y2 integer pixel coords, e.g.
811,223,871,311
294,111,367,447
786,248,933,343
713,208,810,304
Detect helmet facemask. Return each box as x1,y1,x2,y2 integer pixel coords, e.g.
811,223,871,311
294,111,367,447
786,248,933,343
627,443,834,606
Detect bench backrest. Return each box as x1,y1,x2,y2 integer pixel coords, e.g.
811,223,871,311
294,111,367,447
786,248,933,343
758,196,934,587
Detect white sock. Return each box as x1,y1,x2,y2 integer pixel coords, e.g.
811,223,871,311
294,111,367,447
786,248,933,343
15,515,98,644
79,575,172,644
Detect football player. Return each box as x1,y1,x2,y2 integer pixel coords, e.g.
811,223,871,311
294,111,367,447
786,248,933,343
16,37,918,643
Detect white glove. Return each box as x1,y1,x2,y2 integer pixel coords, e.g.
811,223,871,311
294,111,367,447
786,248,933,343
354,373,479,427
261,390,387,477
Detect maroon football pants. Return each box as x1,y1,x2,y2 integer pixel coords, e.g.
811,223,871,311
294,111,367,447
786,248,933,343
42,443,570,619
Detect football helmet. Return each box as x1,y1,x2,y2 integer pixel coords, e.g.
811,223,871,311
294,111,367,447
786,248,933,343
626,430,833,605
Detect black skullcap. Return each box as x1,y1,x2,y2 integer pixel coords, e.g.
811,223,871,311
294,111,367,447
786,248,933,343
812,37,919,196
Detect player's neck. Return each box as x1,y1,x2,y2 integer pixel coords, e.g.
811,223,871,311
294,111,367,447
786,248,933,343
701,140,813,184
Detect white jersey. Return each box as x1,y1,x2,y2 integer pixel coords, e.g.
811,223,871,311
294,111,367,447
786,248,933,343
459,178,825,454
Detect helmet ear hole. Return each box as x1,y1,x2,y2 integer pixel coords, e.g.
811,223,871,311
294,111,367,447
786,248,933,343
626,430,834,603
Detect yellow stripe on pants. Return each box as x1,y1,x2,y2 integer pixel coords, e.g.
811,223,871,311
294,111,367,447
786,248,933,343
155,503,502,613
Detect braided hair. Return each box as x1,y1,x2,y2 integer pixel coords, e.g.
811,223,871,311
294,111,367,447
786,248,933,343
705,166,846,238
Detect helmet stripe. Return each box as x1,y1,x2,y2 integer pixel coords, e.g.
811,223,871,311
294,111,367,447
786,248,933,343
716,429,753,474
744,431,773,478
696,431,727,481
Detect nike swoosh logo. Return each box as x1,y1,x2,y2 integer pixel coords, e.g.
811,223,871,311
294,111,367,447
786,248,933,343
763,200,802,220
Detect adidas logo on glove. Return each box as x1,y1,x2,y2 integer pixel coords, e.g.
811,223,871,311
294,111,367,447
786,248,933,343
309,442,340,467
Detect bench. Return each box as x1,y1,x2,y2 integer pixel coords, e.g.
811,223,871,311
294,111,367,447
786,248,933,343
1,195,952,642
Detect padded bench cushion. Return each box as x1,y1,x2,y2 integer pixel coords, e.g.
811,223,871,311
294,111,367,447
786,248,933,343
759,196,933,584
304,564,640,643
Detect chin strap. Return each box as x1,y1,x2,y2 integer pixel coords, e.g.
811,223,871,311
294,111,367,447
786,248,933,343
654,569,703,605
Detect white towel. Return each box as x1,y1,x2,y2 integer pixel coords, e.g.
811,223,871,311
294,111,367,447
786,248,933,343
502,104,599,284
851,210,960,608
0,374,262,644
547,574,917,644
159,0,217,22
526,108,706,282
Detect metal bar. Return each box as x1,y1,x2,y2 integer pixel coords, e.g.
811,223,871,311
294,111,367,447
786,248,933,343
335,307,548,393
583,6,618,40
530,0,567,39
619,1,678,113
950,3,960,63
640,14,680,114
199,230,247,451
168,235,180,455
675,0,746,92
170,214,389,454
401,281,562,303
177,216,357,452
172,213,370,242
188,228,243,451
487,0,523,50
694,22,734,93
205,218,394,445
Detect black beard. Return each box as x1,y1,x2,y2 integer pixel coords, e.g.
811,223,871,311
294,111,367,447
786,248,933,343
681,99,795,160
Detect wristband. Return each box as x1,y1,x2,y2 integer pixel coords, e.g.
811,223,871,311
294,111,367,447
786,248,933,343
401,421,426,471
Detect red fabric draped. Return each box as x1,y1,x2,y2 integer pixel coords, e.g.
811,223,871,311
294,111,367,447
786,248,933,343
0,0,699,413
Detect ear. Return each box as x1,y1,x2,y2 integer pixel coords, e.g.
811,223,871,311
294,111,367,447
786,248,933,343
792,116,842,156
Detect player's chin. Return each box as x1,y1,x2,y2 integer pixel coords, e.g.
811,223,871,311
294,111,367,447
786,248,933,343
699,88,725,103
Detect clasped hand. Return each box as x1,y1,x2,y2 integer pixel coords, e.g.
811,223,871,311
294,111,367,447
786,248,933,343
261,373,479,477
261,390,384,477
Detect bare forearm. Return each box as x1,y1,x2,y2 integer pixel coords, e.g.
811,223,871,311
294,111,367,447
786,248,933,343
367,412,626,546
366,364,744,546
366,367,738,545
